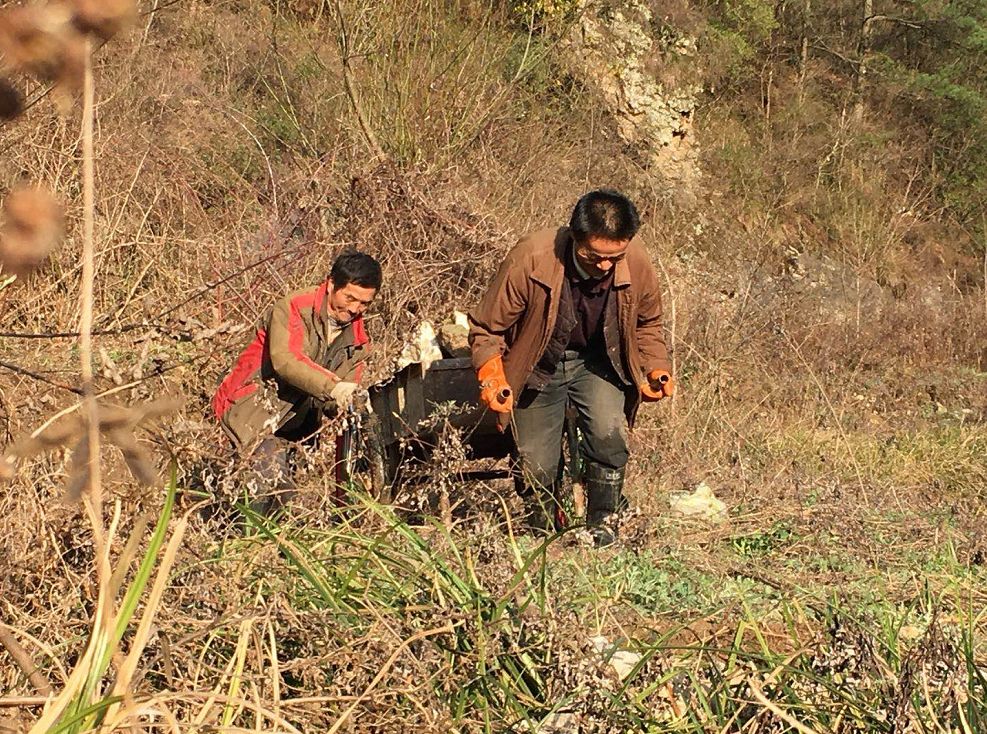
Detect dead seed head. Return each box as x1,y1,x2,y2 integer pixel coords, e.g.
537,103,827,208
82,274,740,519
0,77,23,121
0,456,14,482
1,397,183,501
0,185,64,279
53,29,85,106
0,4,85,97
66,0,137,41
0,6,58,76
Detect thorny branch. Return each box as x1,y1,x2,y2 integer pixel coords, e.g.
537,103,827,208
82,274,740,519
0,214,333,340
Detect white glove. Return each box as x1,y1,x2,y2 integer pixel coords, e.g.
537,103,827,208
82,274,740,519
329,381,367,409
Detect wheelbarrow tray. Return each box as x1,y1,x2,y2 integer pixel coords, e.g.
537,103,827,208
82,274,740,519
368,357,512,460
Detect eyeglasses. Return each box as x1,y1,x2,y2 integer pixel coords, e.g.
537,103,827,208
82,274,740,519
576,246,627,265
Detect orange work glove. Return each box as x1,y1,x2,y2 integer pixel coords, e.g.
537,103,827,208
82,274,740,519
477,355,514,413
640,369,674,401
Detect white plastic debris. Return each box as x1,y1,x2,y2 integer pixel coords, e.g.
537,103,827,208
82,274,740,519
395,320,443,371
668,481,727,521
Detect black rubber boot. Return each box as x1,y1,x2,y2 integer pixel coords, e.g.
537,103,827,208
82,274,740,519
514,452,567,536
584,462,627,547
246,437,295,517
522,485,565,535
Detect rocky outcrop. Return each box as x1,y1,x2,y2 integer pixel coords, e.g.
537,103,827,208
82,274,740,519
565,0,701,200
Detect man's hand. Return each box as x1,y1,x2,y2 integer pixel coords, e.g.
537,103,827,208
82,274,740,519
640,369,674,401
330,381,368,410
477,355,513,413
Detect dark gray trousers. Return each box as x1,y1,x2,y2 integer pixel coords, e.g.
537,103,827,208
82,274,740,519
512,351,630,492
244,408,322,514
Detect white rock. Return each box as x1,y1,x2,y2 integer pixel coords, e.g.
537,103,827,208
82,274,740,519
609,650,643,681
588,635,643,681
395,320,443,371
563,0,701,199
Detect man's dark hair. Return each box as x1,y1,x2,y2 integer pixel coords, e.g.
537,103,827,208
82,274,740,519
569,189,640,242
330,250,383,290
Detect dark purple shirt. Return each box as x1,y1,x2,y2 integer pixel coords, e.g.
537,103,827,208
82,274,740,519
528,245,619,390
564,247,613,353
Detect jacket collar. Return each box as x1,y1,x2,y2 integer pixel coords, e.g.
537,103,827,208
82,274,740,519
531,227,632,289
315,280,332,340
351,315,369,347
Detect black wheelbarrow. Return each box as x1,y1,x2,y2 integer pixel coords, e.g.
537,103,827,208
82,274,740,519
355,357,515,500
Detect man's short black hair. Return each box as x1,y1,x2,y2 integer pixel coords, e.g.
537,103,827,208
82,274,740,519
569,189,641,242
330,250,383,290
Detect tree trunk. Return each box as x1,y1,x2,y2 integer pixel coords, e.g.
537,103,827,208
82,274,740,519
797,0,810,105
852,0,873,124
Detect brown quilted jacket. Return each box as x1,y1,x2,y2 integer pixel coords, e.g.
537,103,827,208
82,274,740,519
468,226,671,424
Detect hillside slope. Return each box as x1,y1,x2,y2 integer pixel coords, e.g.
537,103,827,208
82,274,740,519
1,0,986,731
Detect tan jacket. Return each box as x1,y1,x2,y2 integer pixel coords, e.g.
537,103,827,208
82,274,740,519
212,281,370,447
468,227,670,422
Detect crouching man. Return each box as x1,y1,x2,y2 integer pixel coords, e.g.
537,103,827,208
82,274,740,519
212,250,382,510
469,190,673,545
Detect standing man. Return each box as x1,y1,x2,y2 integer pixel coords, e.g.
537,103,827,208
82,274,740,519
213,250,382,509
469,190,673,545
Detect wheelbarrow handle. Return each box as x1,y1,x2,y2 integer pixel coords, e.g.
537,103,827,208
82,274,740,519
647,372,670,391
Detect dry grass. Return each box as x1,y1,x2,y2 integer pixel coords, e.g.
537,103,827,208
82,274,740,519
0,0,985,731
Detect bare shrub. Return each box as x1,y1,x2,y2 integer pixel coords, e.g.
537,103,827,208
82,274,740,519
337,163,504,377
